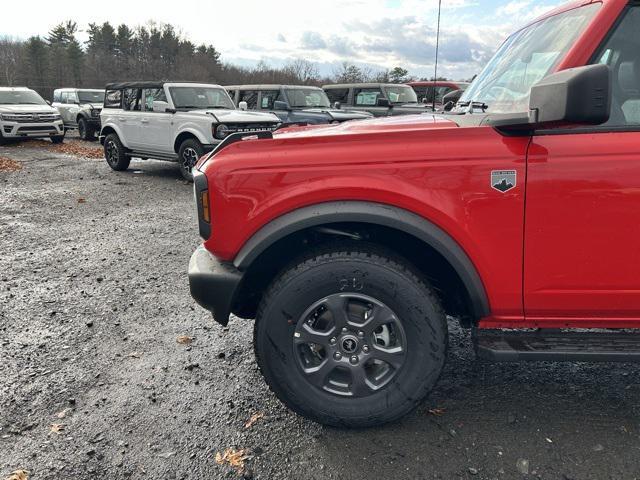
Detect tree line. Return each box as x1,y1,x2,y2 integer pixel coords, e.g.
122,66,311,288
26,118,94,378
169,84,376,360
0,21,448,100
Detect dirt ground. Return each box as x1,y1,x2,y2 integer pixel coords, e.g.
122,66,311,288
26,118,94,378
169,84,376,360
1,136,640,480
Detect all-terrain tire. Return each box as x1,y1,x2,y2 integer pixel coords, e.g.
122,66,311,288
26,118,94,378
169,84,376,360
78,117,94,141
104,133,130,171
254,244,448,428
177,138,204,182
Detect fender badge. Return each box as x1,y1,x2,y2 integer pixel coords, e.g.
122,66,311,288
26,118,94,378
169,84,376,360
491,170,516,193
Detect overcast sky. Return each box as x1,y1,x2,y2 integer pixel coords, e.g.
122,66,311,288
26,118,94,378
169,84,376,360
0,0,562,80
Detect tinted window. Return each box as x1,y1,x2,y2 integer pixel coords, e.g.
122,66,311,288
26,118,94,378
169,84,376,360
143,88,167,112
78,90,105,103
412,86,430,103
239,90,258,109
226,89,238,105
325,88,349,104
123,88,141,111
53,90,62,103
169,86,234,109
261,90,283,109
60,92,68,104
67,91,78,104
104,90,122,109
354,88,383,106
595,6,640,126
0,89,47,105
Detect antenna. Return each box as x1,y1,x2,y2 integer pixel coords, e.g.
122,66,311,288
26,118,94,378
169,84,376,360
433,0,442,112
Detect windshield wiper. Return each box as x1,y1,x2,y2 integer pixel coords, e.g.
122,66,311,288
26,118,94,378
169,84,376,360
457,101,489,113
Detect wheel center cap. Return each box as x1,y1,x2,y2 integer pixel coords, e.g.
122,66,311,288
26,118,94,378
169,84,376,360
341,335,359,354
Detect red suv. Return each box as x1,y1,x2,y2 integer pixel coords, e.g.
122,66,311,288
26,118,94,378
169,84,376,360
189,0,640,427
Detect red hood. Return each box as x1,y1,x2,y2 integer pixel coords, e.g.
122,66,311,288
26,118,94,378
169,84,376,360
274,114,457,139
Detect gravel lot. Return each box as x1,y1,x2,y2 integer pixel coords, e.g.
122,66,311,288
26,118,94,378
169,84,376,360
1,137,640,480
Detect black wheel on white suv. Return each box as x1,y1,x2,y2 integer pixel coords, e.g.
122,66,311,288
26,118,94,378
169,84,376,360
78,117,94,141
104,133,130,171
254,244,448,428
51,134,65,144
178,138,204,182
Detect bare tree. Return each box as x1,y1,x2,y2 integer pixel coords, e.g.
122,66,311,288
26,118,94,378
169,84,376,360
285,59,319,85
0,37,21,86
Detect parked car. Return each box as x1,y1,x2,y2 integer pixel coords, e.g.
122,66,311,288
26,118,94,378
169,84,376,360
225,85,372,124
322,83,431,116
0,87,64,145
408,81,470,109
189,0,640,427
99,82,280,180
52,88,104,140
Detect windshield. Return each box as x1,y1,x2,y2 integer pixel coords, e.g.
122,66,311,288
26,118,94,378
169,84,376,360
384,85,418,104
78,90,105,103
169,86,235,110
459,3,600,114
285,89,330,108
0,90,47,105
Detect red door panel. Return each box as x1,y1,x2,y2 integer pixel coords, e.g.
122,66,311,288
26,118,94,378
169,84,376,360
524,132,640,327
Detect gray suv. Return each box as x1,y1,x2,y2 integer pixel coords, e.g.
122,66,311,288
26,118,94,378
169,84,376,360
323,83,432,117
226,85,372,125
53,88,104,140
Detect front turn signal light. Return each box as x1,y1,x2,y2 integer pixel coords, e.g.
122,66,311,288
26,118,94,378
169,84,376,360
201,190,210,223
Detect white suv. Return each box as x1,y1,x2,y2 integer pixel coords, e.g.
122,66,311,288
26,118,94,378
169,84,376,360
99,82,280,180
0,87,64,145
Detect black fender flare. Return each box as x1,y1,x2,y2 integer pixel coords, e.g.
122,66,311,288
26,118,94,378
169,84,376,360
233,201,490,320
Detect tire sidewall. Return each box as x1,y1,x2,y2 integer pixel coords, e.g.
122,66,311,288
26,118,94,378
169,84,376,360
255,253,447,426
78,118,88,140
104,133,129,171
178,139,203,181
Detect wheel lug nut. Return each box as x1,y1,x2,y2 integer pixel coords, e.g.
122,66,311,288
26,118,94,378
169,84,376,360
330,337,337,345
358,331,365,338
362,345,369,353
334,352,342,361
342,327,348,333
350,356,358,365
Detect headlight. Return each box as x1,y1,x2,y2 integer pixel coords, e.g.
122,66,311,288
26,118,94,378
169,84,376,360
214,124,230,140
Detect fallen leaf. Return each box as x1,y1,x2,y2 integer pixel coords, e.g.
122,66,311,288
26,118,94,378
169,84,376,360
128,352,142,359
4,470,29,480
50,423,65,435
0,156,22,172
428,408,446,416
176,335,194,345
77,198,86,204
244,412,265,429
215,448,248,474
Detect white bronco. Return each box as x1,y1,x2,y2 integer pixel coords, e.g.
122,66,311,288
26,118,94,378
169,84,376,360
99,82,280,180
0,87,64,145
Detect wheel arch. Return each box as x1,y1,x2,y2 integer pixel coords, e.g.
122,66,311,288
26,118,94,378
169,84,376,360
232,201,490,324
99,124,128,147
174,129,207,152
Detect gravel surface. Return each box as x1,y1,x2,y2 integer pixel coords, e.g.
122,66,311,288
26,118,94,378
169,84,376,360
1,137,640,479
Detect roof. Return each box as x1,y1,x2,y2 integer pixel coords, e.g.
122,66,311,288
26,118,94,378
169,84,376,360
322,83,412,89
105,81,222,90
54,87,105,92
225,84,322,90
0,86,30,91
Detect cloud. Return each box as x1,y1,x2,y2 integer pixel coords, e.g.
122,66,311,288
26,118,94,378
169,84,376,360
300,31,326,50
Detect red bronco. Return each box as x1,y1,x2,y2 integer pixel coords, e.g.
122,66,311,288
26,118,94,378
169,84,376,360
189,0,640,427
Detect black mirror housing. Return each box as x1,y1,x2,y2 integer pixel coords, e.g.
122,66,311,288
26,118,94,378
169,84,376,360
273,100,290,111
529,63,611,125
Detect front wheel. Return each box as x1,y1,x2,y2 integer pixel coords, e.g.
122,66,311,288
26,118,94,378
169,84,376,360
178,138,204,182
78,118,94,141
254,246,448,427
51,135,65,144
104,133,130,171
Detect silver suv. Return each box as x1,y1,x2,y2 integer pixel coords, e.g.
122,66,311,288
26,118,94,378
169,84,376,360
99,81,281,180
0,87,64,144
52,88,104,140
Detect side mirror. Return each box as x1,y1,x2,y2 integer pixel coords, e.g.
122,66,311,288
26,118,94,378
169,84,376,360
442,89,463,110
529,63,610,125
489,64,611,129
376,98,390,108
273,100,290,111
238,101,248,111
333,101,341,109
153,100,172,113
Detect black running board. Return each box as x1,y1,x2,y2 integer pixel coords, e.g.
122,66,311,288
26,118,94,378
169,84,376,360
476,331,640,363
